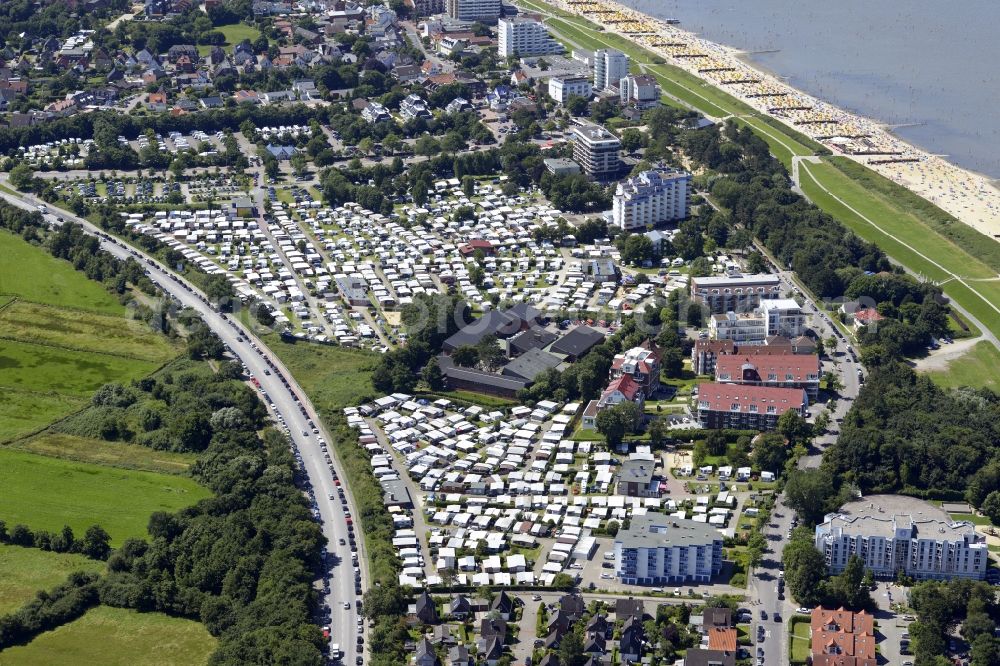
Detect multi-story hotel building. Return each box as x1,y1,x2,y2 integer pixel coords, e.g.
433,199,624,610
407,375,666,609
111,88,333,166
571,122,621,179
714,352,821,400
815,496,988,581
446,0,500,22
498,17,562,57
593,49,629,91
614,514,723,584
547,76,592,104
695,383,808,430
690,273,782,314
612,168,691,230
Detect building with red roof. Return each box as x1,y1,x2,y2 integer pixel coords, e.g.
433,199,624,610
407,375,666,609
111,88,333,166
810,607,876,666
458,239,495,257
695,383,807,430
714,352,820,400
610,340,661,395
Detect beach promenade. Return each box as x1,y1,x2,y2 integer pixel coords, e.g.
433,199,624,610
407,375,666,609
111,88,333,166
525,0,1000,239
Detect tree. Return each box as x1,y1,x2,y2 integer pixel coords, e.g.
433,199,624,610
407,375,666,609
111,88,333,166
475,334,505,372
705,430,727,456
776,410,811,445
752,433,788,475
782,531,828,606
647,418,670,447
746,531,767,569
421,359,444,390
452,346,479,367
80,525,112,560
744,251,767,273
565,95,588,117
971,634,1000,666
10,163,34,190
558,627,585,666
595,401,638,448
621,234,654,265
980,491,1000,526
826,555,873,610
784,468,845,527
461,175,476,197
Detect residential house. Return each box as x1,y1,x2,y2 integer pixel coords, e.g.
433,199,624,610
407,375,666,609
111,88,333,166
449,595,473,620
610,340,661,395
683,649,735,666
266,144,297,160
489,591,515,620
615,458,660,498
413,590,439,625
619,616,644,663
414,637,439,666
810,607,876,666
447,645,472,666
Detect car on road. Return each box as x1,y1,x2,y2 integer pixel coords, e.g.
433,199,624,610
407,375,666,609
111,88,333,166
796,607,810,614
760,610,767,620
531,594,542,601
773,613,782,622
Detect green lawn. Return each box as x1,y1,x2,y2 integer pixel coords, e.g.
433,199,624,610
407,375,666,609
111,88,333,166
0,391,87,444
926,341,1000,391
789,615,811,664
0,231,125,315
0,300,180,363
264,335,379,410
798,160,1000,336
0,605,216,666
216,22,262,48
0,544,106,616
0,448,211,546
0,337,160,397
10,433,198,475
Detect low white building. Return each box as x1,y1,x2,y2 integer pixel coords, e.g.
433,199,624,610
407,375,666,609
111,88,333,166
619,74,660,109
548,76,592,104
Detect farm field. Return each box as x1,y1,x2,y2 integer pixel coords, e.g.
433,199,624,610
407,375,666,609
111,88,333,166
10,433,197,475
0,391,87,444
0,448,211,546
0,544,105,617
926,341,1000,391
0,605,216,666
0,300,179,363
0,231,124,315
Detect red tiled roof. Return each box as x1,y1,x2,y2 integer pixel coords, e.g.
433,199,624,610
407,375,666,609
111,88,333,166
810,607,876,663
714,353,819,383
696,383,806,414
853,308,884,323
707,627,737,652
604,374,642,401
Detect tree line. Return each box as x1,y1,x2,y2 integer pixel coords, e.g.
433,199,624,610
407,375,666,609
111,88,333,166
0,521,111,561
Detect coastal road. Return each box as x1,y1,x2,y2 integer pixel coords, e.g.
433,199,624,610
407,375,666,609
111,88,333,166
0,186,366,665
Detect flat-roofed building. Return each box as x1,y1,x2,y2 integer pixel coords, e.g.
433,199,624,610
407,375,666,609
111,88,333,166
446,0,500,22
614,513,723,584
547,75,592,104
619,73,660,108
499,17,562,57
690,273,782,314
571,122,621,179
815,495,988,581
593,49,628,91
612,168,691,230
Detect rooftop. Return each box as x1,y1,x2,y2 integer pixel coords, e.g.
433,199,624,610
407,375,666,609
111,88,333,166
615,513,721,550
820,495,983,542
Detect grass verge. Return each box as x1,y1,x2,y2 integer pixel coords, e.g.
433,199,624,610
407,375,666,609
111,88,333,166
8,433,197,475
926,341,1000,391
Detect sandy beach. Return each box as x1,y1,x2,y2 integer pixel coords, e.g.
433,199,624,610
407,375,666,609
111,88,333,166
547,0,1000,239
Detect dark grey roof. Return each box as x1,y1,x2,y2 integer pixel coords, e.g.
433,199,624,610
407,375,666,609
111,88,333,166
614,598,644,621
382,478,413,506
615,513,721,550
683,649,736,666
442,309,518,350
501,348,562,382
549,325,604,357
438,355,528,392
617,459,655,485
509,326,558,355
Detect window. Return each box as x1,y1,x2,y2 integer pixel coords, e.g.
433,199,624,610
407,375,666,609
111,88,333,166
766,406,776,414
730,403,740,411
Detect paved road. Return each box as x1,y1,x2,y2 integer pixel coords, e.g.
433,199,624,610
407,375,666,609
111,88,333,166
745,262,863,666
0,187,366,665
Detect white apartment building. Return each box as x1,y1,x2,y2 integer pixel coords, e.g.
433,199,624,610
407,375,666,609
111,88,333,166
498,18,562,57
760,298,807,338
614,514,723,584
815,496,988,581
593,49,629,90
571,123,621,178
619,73,660,108
612,168,691,230
361,101,391,124
547,76,592,104
446,0,500,22
709,298,806,342
399,94,431,120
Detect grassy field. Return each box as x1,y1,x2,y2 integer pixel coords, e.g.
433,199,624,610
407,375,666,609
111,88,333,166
926,341,1000,391
9,433,197,475
265,335,379,410
0,391,88,444
0,231,124,315
0,544,105,616
0,448,210,546
789,615,811,665
216,22,261,48
0,337,159,398
0,300,180,363
0,605,216,666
